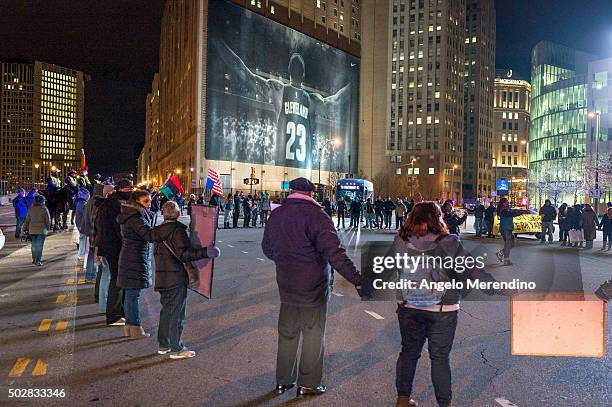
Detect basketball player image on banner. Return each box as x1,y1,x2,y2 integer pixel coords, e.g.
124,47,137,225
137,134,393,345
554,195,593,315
211,38,351,170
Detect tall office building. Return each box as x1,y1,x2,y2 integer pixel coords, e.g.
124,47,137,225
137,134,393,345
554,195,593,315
0,61,85,192
529,42,596,207
146,0,361,193
492,69,530,203
138,74,160,184
462,0,495,199
383,0,467,201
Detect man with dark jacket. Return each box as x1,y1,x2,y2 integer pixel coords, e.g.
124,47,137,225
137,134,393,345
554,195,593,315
383,197,396,229
374,196,384,229
116,190,155,339
232,191,242,228
539,199,557,244
262,178,362,397
473,202,486,237
94,179,133,326
336,197,347,229
349,198,361,228
151,201,220,359
484,202,496,238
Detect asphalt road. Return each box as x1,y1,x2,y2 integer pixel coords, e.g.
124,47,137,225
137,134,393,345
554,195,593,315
0,215,610,406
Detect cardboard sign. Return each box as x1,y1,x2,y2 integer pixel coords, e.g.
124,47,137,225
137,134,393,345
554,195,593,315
493,213,542,235
511,292,606,357
189,205,218,299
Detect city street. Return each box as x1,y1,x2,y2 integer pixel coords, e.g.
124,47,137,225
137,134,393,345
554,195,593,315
0,214,610,406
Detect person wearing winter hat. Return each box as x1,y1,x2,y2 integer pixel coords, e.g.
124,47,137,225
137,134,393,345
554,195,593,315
150,201,221,358
262,177,362,397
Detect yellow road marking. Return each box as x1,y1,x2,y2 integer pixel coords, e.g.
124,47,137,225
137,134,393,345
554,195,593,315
56,294,66,304
8,358,30,377
32,359,47,376
69,295,78,305
55,320,68,332
66,278,75,285
77,278,86,285
38,319,52,332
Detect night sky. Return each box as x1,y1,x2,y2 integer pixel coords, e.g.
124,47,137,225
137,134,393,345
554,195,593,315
1,0,611,176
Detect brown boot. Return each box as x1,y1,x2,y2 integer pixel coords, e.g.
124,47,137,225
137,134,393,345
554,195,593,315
396,396,418,407
126,325,150,339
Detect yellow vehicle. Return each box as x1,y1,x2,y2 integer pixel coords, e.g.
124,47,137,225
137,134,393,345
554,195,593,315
492,213,543,237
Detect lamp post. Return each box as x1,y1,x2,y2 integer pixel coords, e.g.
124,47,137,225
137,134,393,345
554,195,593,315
189,167,194,194
521,140,530,208
452,164,458,203
588,111,601,215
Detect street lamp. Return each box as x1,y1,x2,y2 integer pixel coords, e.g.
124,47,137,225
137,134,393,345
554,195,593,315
587,111,601,215
521,140,530,208
452,164,458,203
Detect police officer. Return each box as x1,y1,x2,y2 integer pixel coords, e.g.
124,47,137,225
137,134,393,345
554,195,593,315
46,169,62,198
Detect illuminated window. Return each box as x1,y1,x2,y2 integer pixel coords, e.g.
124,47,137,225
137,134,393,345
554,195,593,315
428,167,435,174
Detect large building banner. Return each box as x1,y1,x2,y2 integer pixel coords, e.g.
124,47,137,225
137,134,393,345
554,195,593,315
205,0,359,173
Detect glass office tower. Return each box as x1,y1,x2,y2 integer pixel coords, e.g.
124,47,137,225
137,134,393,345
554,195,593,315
529,42,596,206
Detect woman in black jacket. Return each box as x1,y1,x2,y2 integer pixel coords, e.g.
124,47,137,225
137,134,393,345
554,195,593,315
151,201,220,359
441,201,467,236
116,190,155,339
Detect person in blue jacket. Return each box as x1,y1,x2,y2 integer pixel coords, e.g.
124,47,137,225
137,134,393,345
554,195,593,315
495,197,530,265
13,188,28,238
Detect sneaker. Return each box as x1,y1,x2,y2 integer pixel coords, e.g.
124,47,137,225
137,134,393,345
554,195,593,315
108,318,126,326
36,261,43,266
495,250,504,263
169,349,196,359
157,347,172,355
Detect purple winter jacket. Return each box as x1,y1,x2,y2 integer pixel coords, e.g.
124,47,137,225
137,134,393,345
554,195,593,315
262,197,361,306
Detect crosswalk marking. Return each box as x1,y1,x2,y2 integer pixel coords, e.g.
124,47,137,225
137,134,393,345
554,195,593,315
31,359,47,376
227,244,234,248
55,320,68,332
364,310,385,320
77,278,86,285
241,251,249,254
69,295,78,305
8,358,30,377
257,258,266,262
56,294,66,303
38,319,52,332
495,398,518,407
66,278,75,285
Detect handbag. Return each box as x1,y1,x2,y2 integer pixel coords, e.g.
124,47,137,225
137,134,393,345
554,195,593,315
595,280,612,302
162,240,199,285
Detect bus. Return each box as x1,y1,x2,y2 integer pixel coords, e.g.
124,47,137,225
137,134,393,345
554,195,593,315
337,178,374,203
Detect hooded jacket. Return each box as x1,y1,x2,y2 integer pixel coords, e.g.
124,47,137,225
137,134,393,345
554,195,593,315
116,203,154,289
262,197,361,306
393,233,499,305
23,203,51,235
151,220,209,290
581,207,598,240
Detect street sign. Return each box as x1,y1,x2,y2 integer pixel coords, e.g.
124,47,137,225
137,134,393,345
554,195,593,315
588,189,605,199
243,178,259,186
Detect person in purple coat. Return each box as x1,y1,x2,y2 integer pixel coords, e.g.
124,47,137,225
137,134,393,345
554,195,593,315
262,177,362,398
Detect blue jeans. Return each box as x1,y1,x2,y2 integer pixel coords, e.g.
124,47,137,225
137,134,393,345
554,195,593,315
365,212,374,228
15,216,25,238
603,231,612,246
97,258,110,314
124,288,142,326
158,285,188,352
78,232,87,257
30,234,46,263
85,241,98,281
474,218,483,236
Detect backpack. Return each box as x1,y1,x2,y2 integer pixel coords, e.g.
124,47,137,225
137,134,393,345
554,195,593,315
393,234,452,307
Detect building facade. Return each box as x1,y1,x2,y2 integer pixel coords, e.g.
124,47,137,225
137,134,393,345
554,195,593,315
144,0,362,194
1,61,85,192
529,42,596,207
382,0,467,201
492,70,531,204
586,57,612,207
462,0,495,199
138,74,160,185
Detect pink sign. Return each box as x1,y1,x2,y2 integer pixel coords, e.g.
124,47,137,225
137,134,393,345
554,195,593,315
189,205,218,298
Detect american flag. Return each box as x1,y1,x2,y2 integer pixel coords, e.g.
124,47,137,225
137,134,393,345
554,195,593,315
206,168,224,196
